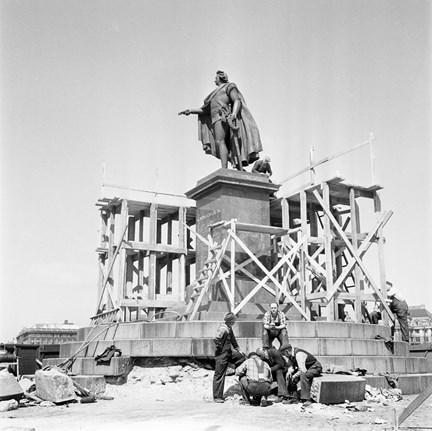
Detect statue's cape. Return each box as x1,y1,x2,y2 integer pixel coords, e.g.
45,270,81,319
197,83,262,166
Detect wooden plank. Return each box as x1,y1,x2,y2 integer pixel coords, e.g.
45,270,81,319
300,190,308,316
234,222,288,237
374,192,389,326
350,188,363,323
230,220,236,309
124,242,186,255
148,203,158,303
120,299,183,308
322,183,335,321
178,207,187,302
397,383,432,427
117,200,129,304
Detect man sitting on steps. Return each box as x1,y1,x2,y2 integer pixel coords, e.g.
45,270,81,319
262,303,289,349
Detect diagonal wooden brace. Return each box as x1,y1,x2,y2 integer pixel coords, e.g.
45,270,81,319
313,190,394,321
230,230,309,319
324,210,393,302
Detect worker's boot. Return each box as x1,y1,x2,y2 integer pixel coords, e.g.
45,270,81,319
260,395,268,407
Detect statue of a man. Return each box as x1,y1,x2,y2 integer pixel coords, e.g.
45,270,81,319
179,70,263,170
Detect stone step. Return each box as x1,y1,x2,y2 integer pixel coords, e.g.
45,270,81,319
43,356,432,394
365,373,432,395
63,335,408,359
58,338,419,369
44,357,132,378
77,320,393,342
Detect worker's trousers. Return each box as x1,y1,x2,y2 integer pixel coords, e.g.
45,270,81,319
239,376,271,405
213,349,245,399
299,362,322,401
262,328,289,349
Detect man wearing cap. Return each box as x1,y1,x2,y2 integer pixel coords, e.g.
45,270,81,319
262,303,289,350
235,351,273,407
256,347,289,402
280,344,322,406
386,282,410,343
213,312,246,403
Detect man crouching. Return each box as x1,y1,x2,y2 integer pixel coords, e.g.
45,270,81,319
235,351,273,407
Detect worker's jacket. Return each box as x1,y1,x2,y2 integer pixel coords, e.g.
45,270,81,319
213,323,239,356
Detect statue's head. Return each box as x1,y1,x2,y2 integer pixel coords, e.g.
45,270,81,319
215,70,229,83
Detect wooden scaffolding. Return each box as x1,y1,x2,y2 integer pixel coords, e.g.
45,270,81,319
92,188,196,324
91,175,395,324
183,177,395,323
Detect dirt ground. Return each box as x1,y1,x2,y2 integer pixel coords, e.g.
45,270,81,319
1,365,432,431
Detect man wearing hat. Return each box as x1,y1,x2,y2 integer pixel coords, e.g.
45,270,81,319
280,344,322,406
256,347,289,402
235,351,273,407
262,303,289,349
386,282,410,343
213,312,246,403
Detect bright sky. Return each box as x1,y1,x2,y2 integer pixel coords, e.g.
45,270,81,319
1,0,431,342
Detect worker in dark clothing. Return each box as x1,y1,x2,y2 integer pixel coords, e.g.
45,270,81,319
386,282,410,343
280,344,322,406
369,310,382,324
213,312,246,403
252,155,273,177
257,347,289,402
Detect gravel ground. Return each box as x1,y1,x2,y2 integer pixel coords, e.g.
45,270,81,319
1,365,432,431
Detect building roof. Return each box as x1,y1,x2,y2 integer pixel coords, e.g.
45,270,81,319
409,305,432,319
17,321,79,337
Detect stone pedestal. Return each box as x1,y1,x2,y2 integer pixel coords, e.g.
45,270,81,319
185,169,280,312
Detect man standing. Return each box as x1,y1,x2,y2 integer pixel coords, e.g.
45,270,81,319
179,70,262,169
213,312,245,403
387,282,410,343
262,303,289,349
280,344,322,407
256,347,289,402
235,351,272,407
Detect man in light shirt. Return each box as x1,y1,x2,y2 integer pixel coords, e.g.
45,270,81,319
235,351,273,407
262,302,289,349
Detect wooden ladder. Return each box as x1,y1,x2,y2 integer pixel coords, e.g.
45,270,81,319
183,236,229,320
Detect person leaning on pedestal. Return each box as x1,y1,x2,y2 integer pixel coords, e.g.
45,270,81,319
256,347,289,402
212,312,246,403
386,281,410,343
262,303,289,349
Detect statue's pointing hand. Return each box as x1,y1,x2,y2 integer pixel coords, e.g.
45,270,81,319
178,109,191,116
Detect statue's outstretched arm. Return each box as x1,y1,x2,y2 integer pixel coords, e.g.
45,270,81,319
178,108,204,116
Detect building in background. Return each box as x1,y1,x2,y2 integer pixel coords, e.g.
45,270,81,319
16,320,79,345
409,305,432,345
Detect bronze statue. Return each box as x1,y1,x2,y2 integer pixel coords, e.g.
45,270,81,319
179,70,263,170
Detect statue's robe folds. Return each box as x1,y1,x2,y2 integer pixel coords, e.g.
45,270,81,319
197,83,263,167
